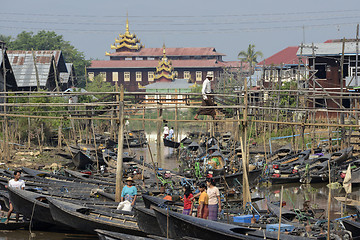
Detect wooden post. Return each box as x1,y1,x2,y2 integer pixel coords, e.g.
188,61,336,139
277,185,284,240
53,58,60,93
115,85,125,202
91,120,99,173
142,106,145,131
147,143,160,189
340,38,346,148
175,103,178,142
241,76,251,207
157,103,162,166
1,44,8,162
58,122,62,148
327,160,331,240
31,49,40,91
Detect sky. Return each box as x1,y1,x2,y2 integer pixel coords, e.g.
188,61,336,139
2,0,360,62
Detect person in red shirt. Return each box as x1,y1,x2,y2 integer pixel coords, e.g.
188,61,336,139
182,185,194,215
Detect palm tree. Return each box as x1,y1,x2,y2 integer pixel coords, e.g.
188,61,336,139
238,44,263,74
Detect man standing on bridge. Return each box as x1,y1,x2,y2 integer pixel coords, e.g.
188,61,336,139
194,73,216,120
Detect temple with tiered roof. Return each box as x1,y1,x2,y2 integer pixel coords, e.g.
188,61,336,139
153,45,176,82
88,16,247,92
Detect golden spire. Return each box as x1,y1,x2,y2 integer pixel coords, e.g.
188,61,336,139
125,12,129,34
162,43,166,57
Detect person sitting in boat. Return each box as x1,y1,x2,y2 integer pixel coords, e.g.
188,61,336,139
208,151,224,170
121,177,137,206
182,184,194,216
5,170,25,224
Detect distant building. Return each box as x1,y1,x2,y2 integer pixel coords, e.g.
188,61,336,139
144,46,195,104
0,47,17,92
60,63,76,90
296,40,360,116
258,46,307,89
0,46,17,112
7,50,67,91
87,17,243,92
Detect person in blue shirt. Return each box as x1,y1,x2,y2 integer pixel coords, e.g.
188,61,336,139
121,177,137,206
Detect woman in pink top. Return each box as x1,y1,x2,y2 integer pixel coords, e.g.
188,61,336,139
206,178,221,221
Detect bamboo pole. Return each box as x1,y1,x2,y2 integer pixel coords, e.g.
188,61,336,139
277,185,284,240
327,160,331,240
147,143,160,189
115,85,125,202
157,103,162,166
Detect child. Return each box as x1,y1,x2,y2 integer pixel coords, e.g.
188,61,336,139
197,182,209,219
182,185,193,215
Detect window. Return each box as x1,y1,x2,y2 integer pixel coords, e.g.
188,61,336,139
207,71,214,77
174,71,178,77
124,72,130,82
148,72,154,82
135,57,143,60
136,72,142,82
125,58,132,61
88,72,94,81
112,72,118,82
184,71,190,79
350,67,360,76
100,72,106,81
196,71,202,81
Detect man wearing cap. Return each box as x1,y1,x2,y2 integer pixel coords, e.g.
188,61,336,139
194,74,216,120
121,177,137,206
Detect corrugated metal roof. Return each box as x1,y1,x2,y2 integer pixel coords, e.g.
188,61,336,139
109,47,225,57
145,79,194,89
297,42,359,56
90,59,230,69
7,50,66,88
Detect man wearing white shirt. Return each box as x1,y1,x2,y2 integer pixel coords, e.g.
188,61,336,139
194,74,216,120
6,170,25,223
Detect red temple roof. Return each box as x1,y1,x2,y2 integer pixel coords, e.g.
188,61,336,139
107,47,225,57
90,59,239,69
258,46,304,66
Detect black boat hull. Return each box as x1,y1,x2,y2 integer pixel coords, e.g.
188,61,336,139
8,187,56,225
163,138,180,148
133,206,163,236
48,198,144,235
342,219,360,238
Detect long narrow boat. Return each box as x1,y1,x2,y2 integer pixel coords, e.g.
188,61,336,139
342,219,360,239
72,150,94,170
133,206,163,236
163,138,180,148
8,187,57,225
152,207,178,239
153,206,307,240
48,198,145,235
142,194,174,209
267,202,297,222
63,169,115,186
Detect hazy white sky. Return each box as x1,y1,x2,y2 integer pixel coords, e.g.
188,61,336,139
2,0,360,61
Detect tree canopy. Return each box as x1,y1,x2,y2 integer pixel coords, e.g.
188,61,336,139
0,31,90,87
238,44,263,67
